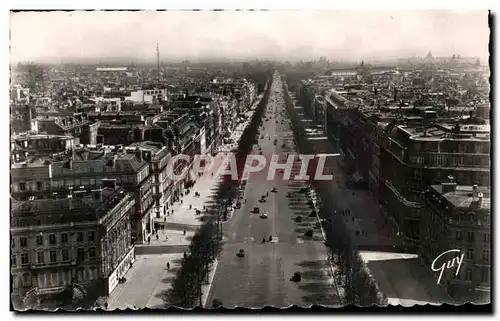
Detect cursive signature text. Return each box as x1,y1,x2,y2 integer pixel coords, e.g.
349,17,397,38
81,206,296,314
431,249,464,285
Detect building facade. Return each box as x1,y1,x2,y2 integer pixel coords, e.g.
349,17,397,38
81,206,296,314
11,182,135,307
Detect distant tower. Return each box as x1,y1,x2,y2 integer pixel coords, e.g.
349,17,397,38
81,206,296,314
427,50,433,58
156,43,160,82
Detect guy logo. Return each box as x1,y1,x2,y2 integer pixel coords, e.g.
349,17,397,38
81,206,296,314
431,249,464,285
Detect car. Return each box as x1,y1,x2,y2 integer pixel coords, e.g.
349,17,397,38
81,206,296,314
236,249,245,258
260,195,267,202
253,207,260,213
291,272,302,282
260,212,268,219
235,202,242,209
271,187,278,193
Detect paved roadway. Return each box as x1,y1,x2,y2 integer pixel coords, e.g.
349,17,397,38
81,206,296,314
206,71,341,308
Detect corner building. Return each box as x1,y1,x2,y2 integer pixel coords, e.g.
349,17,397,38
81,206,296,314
11,181,135,307
420,182,490,303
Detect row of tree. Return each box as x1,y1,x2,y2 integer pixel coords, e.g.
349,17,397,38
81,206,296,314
165,70,274,308
281,77,387,307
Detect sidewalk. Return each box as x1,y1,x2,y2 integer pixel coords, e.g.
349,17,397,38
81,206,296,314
156,170,222,228
106,253,184,310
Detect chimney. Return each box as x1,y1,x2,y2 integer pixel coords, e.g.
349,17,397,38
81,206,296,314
477,192,484,205
441,175,457,193
92,189,103,201
101,178,117,190
107,154,117,167
472,184,478,198
135,147,143,161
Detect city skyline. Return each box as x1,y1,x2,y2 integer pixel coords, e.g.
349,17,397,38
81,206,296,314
10,10,490,63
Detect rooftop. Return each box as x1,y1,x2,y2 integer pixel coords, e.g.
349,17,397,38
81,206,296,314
11,187,132,226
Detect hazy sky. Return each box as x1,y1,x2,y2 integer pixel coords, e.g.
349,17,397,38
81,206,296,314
10,10,490,63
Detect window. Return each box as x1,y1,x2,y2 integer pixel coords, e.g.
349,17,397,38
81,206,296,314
61,233,68,244
88,247,96,259
49,250,57,263
22,273,31,287
62,249,69,261
89,266,97,280
88,231,95,242
77,248,86,261
12,255,17,266
50,272,58,287
36,235,43,246
482,249,489,263
455,231,463,241
77,232,83,242
484,233,490,243
19,182,26,191
36,251,45,264
49,234,56,245
20,237,27,248
36,181,43,191
465,268,473,282
466,248,474,260
480,269,489,283
21,253,29,265
467,231,475,242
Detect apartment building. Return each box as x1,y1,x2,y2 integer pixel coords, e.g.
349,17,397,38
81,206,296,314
36,113,100,145
420,182,490,303
11,146,155,244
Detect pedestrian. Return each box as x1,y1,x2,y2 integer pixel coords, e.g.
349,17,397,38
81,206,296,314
183,230,186,236
104,302,108,310
156,234,159,241
164,217,166,222
148,236,151,244
166,262,170,270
